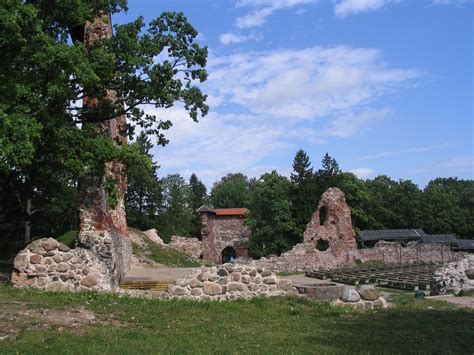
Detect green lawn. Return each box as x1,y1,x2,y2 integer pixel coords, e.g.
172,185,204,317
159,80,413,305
1,282,473,354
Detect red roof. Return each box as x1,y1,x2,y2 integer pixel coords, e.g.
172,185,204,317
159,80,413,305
214,208,249,216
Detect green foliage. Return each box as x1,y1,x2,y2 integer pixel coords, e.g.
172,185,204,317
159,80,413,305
210,173,251,208
290,149,317,234
188,173,208,238
133,240,201,267
247,171,299,257
56,230,79,248
125,133,162,230
0,1,208,247
157,174,193,241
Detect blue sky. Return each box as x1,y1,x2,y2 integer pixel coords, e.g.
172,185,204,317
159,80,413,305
115,0,473,187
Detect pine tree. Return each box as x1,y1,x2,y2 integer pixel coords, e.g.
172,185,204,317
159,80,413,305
189,173,207,238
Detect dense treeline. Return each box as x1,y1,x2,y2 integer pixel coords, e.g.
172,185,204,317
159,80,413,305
2,135,472,256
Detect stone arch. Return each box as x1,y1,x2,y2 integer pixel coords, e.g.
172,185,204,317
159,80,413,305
221,246,236,264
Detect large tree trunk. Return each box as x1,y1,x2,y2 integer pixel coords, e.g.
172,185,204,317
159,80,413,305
76,13,131,288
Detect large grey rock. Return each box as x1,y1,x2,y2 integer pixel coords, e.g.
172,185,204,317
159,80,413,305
189,279,203,288
227,282,246,292
81,275,98,287
42,239,58,251
465,269,474,280
356,285,380,301
263,276,277,284
341,288,361,303
13,253,28,270
373,297,388,308
203,281,222,296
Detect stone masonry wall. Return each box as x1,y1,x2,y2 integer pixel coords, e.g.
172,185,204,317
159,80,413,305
169,236,204,259
164,264,296,301
201,214,250,263
11,238,111,292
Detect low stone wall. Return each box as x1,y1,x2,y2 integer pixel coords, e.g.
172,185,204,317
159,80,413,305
246,241,460,273
11,238,111,292
431,255,474,295
164,264,297,301
168,236,204,259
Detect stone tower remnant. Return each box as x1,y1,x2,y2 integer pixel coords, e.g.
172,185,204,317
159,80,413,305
303,187,357,256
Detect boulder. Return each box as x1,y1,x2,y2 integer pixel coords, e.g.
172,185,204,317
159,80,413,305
56,263,69,273
189,279,203,288
58,243,71,252
80,275,98,288
42,239,58,252
30,254,42,264
191,288,203,296
263,276,277,284
341,288,360,303
465,269,474,280
203,281,222,296
356,285,380,301
13,253,28,270
227,282,246,292
217,268,228,277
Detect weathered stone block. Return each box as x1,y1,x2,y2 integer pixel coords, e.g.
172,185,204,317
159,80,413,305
81,275,98,288
58,243,71,252
30,254,42,264
217,268,228,277
203,281,222,295
42,239,58,251
56,263,69,273
189,279,203,288
191,288,203,296
263,276,277,284
13,254,28,270
341,288,360,303
356,285,380,301
277,279,293,291
227,282,246,292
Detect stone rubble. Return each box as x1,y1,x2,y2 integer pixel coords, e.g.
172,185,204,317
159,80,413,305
431,255,474,295
333,285,389,309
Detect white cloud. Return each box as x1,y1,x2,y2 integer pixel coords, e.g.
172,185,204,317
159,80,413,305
349,167,376,178
323,108,390,137
432,0,474,4
206,46,421,120
219,32,260,45
148,45,420,184
235,0,317,29
335,0,394,17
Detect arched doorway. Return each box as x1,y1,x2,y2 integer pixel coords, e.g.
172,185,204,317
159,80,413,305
221,246,236,264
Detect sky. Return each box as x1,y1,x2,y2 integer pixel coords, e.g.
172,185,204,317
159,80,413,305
114,0,473,188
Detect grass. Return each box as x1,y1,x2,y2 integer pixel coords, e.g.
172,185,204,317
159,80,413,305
457,289,474,297
133,238,203,268
56,230,79,248
0,281,473,354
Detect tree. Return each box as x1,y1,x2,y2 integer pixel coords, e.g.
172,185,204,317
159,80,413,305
0,1,208,246
188,173,207,238
157,174,193,241
314,153,342,199
290,149,317,233
422,178,474,237
246,171,299,257
210,173,251,208
125,133,162,230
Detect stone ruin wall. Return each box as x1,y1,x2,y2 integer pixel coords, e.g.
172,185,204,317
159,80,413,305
431,255,474,295
248,187,460,273
201,213,251,263
169,236,204,259
11,238,111,292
